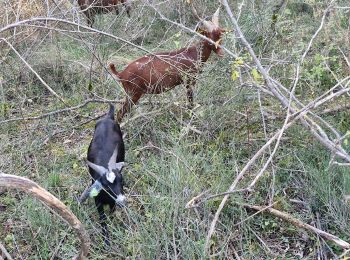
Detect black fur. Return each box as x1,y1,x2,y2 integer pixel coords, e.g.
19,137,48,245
86,104,125,246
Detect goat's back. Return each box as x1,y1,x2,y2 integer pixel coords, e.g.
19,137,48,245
87,118,125,179
118,47,199,94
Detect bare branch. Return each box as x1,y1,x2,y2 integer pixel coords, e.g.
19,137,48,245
205,0,350,253
0,173,90,259
0,242,13,260
245,204,350,250
0,38,66,105
321,104,350,115
0,98,123,124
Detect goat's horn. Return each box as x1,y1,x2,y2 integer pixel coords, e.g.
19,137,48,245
212,7,220,27
87,160,106,176
202,20,215,32
108,146,119,172
192,4,218,32
112,162,125,171
191,4,203,22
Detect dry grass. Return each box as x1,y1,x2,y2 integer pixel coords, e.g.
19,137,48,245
0,0,73,43
0,0,349,258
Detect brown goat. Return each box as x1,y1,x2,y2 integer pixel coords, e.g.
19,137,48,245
110,8,226,122
78,0,131,26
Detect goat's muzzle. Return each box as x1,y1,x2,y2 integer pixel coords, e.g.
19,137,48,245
115,194,127,208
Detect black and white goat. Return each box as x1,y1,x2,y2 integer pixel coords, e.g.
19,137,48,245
79,104,126,245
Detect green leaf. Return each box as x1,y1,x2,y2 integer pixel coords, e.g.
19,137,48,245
251,68,263,84
314,53,323,64
231,70,240,81
234,57,244,66
344,139,348,146
4,234,13,243
89,187,100,197
284,8,291,15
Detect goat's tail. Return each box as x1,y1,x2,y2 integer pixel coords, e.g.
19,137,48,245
109,63,121,78
107,103,115,120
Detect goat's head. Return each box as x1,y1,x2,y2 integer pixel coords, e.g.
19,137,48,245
195,7,226,57
79,149,126,207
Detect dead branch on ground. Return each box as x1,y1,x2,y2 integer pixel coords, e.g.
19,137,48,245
244,204,350,250
204,0,350,253
0,242,13,260
0,172,90,260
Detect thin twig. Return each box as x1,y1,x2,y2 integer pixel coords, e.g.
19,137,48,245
0,242,13,260
0,38,66,105
339,248,350,258
185,188,248,209
245,204,350,249
320,104,350,115
234,202,279,228
0,98,123,124
49,232,68,260
332,162,350,167
205,0,349,253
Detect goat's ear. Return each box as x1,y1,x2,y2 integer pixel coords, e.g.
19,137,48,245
214,39,222,49
195,24,206,34
114,162,125,171
212,7,220,27
89,180,103,198
79,180,102,203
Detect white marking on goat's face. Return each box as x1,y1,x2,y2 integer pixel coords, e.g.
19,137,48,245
106,171,116,183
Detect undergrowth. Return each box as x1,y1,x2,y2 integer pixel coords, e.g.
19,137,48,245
0,0,349,259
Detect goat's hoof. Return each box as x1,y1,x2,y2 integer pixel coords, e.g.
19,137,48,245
187,103,194,109
188,103,200,110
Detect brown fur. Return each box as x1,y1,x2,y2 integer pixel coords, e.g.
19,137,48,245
77,0,130,26
110,28,225,122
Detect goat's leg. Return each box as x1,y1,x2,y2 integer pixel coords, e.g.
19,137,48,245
96,202,110,246
117,91,143,123
125,4,131,17
85,11,95,27
115,5,119,15
122,0,131,17
185,81,195,108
